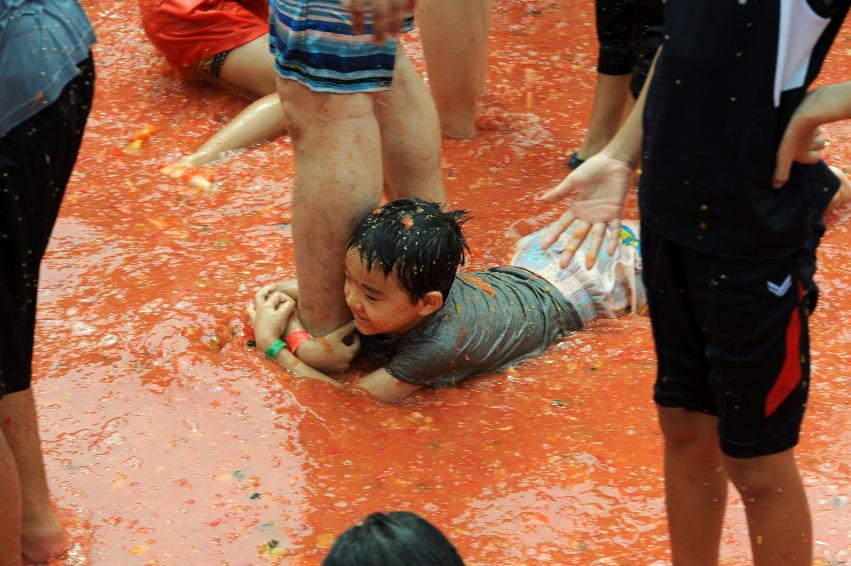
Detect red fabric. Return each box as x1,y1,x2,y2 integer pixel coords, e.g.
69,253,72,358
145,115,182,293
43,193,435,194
285,329,312,354
139,0,269,68
765,284,805,417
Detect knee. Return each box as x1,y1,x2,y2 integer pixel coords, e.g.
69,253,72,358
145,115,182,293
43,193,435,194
276,79,373,135
658,407,718,451
725,451,796,499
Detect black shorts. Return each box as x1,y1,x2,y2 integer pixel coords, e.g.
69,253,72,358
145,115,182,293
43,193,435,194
642,225,817,458
0,55,95,398
595,0,665,97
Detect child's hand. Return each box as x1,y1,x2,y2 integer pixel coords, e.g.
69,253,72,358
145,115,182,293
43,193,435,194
298,321,361,372
253,291,296,352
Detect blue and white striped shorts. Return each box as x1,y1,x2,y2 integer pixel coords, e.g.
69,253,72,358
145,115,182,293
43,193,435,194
269,0,414,93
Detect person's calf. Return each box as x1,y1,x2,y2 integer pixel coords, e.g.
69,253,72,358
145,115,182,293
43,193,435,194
725,449,812,566
0,432,22,566
0,389,68,563
658,407,727,566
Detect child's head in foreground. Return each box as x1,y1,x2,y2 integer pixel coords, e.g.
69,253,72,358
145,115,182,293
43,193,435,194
345,199,469,336
321,511,465,566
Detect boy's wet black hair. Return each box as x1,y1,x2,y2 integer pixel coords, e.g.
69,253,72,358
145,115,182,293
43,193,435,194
347,199,470,300
321,511,465,566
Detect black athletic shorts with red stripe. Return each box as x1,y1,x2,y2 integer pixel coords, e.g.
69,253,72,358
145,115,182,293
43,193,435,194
641,224,818,458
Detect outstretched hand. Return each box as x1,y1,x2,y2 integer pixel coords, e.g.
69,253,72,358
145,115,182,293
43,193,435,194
346,0,415,43
539,153,635,269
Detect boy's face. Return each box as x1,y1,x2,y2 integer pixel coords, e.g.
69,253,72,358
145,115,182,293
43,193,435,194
344,249,441,336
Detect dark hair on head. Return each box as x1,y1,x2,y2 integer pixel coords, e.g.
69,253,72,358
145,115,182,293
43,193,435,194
321,511,465,566
347,199,470,300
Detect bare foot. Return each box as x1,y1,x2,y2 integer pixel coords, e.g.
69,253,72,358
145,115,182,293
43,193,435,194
829,165,851,209
21,524,68,564
159,163,215,190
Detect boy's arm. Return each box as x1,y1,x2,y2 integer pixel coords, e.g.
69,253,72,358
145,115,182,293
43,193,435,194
354,368,422,403
252,290,345,387
774,81,851,187
250,282,360,371
266,343,346,388
539,48,661,269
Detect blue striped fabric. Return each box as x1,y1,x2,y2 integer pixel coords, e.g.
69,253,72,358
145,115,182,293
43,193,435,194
269,0,414,93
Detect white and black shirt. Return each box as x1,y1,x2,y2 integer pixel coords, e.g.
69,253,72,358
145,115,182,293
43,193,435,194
639,0,850,259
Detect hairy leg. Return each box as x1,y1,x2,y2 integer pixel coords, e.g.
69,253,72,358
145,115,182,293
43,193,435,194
725,449,812,565
576,73,632,160
0,389,66,563
277,78,382,335
0,429,22,566
374,49,446,203
658,406,728,566
417,0,491,139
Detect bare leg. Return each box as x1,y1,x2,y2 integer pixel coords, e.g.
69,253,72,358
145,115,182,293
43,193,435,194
277,77,382,336
575,73,632,161
658,407,728,566
418,0,491,139
374,48,446,203
477,0,493,97
217,33,278,97
0,389,66,563
181,93,286,166
0,430,22,566
725,449,812,565
170,34,283,168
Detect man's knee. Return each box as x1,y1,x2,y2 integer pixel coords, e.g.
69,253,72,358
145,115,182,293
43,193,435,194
276,77,374,135
658,406,718,450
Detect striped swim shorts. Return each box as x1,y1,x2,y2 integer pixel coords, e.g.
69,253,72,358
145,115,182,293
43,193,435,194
269,0,414,93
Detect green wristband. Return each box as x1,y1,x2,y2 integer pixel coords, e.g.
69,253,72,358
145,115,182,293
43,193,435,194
264,339,287,360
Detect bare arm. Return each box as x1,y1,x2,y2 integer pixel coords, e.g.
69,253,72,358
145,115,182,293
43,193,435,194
249,283,360,371
251,291,345,387
266,341,345,388
773,81,851,187
539,48,661,268
355,368,422,403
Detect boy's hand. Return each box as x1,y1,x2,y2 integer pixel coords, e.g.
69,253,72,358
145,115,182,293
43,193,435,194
253,292,297,352
539,153,634,269
774,81,851,188
346,0,414,43
298,321,361,372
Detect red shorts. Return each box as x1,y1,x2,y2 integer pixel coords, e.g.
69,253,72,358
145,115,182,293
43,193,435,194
139,0,269,68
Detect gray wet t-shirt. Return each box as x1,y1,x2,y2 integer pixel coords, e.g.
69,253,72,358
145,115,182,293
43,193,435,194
365,267,583,387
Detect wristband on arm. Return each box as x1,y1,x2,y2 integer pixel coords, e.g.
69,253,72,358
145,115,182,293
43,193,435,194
264,340,287,360
285,329,312,353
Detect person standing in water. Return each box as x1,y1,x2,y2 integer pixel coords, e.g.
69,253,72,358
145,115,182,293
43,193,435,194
542,1,851,563
268,0,446,355
0,0,96,562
